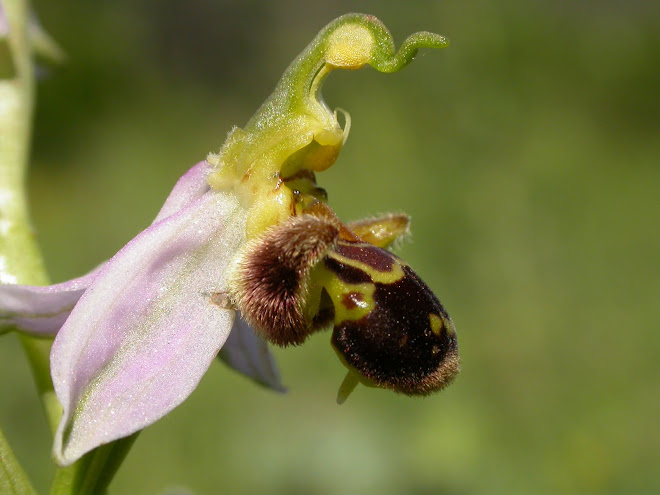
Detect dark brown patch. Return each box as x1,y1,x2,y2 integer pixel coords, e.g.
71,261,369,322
341,291,364,310
324,256,372,284
334,240,396,272
331,265,459,395
233,214,339,346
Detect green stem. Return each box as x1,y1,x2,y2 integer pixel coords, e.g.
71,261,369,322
0,427,38,495
50,434,139,495
1,0,56,426
1,2,135,493
18,336,61,433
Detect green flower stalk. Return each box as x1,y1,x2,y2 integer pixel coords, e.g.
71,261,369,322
0,0,46,286
0,12,458,473
0,0,59,444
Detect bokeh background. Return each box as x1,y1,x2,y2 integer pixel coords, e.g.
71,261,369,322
1,1,658,494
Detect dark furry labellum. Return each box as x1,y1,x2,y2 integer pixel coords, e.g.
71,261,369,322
231,210,459,397
325,240,459,395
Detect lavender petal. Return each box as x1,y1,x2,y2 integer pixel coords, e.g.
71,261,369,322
0,161,211,336
219,312,286,392
51,189,246,465
153,161,212,222
0,266,102,336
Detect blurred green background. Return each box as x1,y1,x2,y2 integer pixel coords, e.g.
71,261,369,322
1,1,658,494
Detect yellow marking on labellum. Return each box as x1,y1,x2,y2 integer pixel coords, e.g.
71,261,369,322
309,262,376,324
329,281,375,324
326,249,406,285
429,313,444,335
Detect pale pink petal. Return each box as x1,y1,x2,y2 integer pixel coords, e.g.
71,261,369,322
153,161,212,222
0,266,102,336
0,162,211,336
51,189,247,465
219,312,286,392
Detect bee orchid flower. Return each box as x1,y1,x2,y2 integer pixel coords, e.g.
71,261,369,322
0,14,458,466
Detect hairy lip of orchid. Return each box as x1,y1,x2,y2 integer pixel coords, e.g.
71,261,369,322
0,13,457,466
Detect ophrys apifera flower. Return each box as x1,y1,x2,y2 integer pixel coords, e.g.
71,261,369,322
0,13,458,466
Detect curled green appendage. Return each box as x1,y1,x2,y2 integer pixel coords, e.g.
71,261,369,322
246,13,448,129
208,13,448,238
370,30,449,73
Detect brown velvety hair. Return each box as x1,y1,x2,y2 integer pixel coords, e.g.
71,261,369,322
229,214,339,346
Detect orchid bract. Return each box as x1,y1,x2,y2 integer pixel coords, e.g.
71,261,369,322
0,13,458,467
